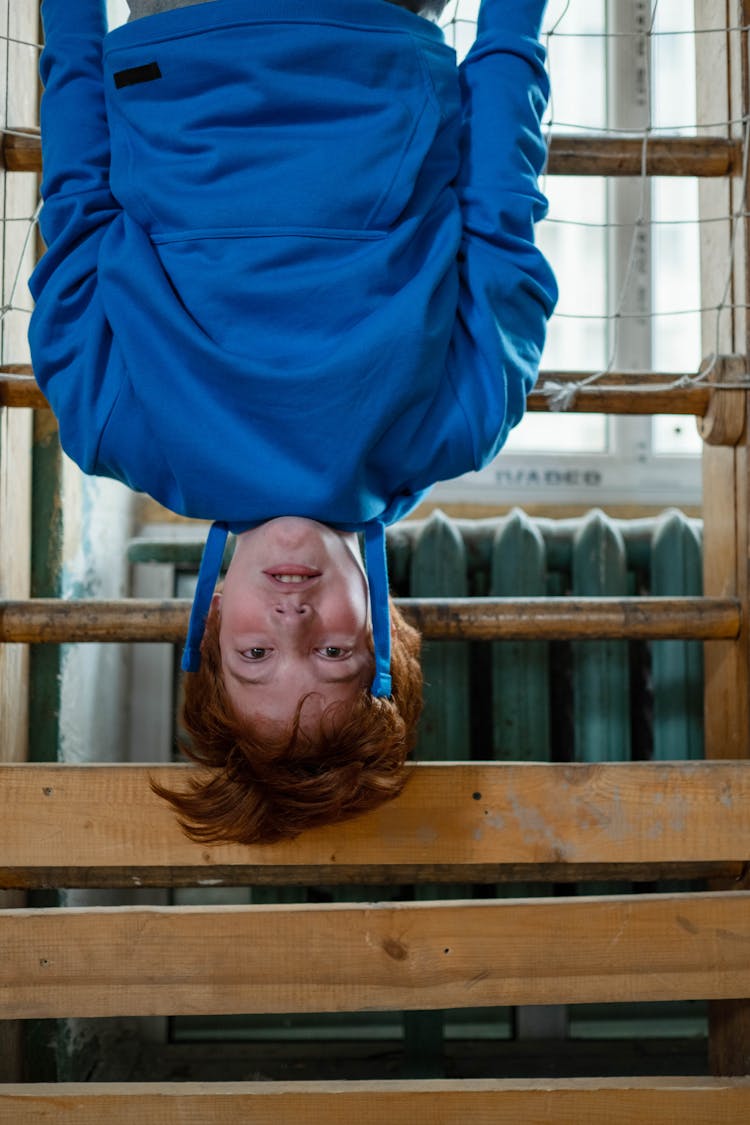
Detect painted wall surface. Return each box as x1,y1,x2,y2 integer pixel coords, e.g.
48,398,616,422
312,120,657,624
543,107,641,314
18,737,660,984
58,469,135,765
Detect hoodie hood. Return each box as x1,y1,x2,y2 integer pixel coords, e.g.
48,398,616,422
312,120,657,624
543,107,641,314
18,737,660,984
182,519,392,698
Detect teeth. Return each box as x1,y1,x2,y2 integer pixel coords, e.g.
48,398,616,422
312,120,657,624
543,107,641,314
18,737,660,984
272,574,310,583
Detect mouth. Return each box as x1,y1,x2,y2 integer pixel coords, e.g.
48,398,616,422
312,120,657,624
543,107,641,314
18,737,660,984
263,565,321,585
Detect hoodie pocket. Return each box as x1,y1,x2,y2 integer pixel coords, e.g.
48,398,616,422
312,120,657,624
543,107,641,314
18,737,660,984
105,21,443,236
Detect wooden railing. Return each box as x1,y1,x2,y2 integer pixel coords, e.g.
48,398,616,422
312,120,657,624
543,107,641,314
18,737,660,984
3,16,750,1109
0,367,736,415
1,760,750,1119
3,129,743,178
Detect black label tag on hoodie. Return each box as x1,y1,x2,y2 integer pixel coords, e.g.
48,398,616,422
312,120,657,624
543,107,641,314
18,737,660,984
114,62,162,89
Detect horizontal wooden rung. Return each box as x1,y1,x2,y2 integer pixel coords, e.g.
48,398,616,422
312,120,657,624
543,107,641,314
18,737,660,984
529,372,714,415
2,761,749,887
0,369,42,407
1,1078,749,1125
0,369,727,415
0,596,739,643
4,859,741,891
3,891,749,1018
4,130,742,178
548,134,743,177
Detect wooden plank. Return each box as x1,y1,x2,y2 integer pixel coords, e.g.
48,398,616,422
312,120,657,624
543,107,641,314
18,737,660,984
2,0,43,1086
2,891,750,1018
6,129,743,177
699,0,750,1075
0,596,741,643
3,761,750,882
2,861,743,892
0,369,718,415
1,1078,750,1125
706,461,750,1032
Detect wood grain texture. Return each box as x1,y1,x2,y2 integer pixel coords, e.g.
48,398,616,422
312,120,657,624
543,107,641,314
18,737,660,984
6,130,742,177
2,891,750,1018
698,0,750,1073
1,1079,750,1125
698,358,748,445
0,369,717,415
2,761,750,881
529,375,712,415
0,371,47,408
1,128,38,172
546,135,742,176
0,596,741,642
2,861,744,891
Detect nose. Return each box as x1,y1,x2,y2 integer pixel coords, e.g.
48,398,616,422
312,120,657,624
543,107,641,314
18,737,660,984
272,598,311,618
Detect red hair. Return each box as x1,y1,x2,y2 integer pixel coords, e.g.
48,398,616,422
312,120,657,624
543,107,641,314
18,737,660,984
151,600,422,844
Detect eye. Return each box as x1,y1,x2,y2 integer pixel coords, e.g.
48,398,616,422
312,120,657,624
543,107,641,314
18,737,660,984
241,647,270,660
318,646,349,659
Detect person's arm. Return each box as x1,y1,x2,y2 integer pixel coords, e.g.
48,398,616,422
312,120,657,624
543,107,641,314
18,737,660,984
35,0,114,236
447,0,557,467
28,0,122,474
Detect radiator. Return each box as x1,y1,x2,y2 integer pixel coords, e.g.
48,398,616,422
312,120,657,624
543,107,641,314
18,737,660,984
386,507,704,765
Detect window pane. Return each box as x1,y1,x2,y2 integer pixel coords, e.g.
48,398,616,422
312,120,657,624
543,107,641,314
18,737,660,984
505,413,608,454
652,415,702,455
542,1,606,132
650,0,701,457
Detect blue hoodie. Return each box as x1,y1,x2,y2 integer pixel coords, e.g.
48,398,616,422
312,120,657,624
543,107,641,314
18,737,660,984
30,0,556,693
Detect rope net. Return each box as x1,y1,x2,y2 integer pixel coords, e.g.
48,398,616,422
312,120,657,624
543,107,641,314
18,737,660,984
1,1,747,447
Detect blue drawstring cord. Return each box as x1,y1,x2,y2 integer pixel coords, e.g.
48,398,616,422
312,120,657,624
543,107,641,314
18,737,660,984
364,520,392,698
181,520,229,673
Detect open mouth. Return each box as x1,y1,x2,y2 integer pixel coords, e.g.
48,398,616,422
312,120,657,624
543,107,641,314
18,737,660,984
263,566,321,584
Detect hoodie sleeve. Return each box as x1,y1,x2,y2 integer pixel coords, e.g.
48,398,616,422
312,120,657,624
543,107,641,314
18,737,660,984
28,0,125,476
447,0,557,468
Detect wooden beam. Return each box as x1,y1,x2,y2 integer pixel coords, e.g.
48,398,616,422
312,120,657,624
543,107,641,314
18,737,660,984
529,373,712,415
698,0,750,1076
3,891,750,1018
3,860,742,892
0,596,741,643
1,1078,749,1125
546,134,742,177
0,369,719,415
0,371,46,409
2,761,750,887
1,129,39,173
5,130,742,177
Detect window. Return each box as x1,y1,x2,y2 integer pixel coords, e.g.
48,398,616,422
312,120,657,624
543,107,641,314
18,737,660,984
433,0,705,509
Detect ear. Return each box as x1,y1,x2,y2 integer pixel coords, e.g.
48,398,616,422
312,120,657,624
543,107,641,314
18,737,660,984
211,592,222,616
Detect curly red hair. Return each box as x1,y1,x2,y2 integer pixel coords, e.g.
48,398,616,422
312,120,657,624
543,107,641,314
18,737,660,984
151,599,422,844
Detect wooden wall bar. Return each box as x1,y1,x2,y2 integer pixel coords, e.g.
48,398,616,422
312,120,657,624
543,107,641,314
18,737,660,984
2,762,749,886
0,369,721,415
4,130,742,178
2,1078,750,1125
0,596,740,643
3,891,750,1019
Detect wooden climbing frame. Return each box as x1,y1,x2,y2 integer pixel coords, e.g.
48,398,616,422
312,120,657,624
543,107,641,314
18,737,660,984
1,0,750,1118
